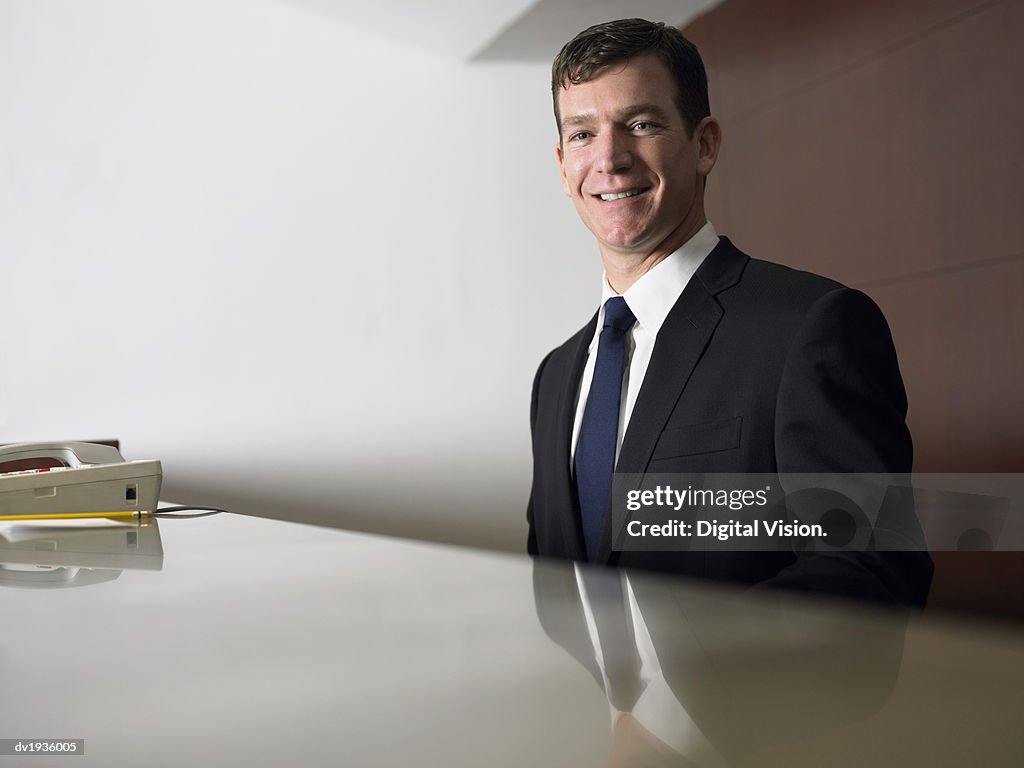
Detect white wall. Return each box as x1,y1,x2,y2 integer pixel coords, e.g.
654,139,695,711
0,0,600,550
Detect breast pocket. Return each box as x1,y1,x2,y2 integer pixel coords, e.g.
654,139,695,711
650,416,742,461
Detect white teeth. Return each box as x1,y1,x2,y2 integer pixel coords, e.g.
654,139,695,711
599,189,642,201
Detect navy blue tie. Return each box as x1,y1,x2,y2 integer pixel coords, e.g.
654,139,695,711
576,297,636,560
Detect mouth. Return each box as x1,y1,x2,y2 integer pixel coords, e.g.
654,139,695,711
594,187,650,202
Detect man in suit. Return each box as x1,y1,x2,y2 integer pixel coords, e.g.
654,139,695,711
527,18,931,606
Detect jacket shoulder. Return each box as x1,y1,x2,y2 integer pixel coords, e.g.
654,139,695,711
706,239,864,319
722,238,845,296
535,312,596,378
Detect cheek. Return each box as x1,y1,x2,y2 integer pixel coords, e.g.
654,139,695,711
563,154,591,193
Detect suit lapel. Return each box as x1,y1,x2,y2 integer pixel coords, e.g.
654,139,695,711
596,238,749,562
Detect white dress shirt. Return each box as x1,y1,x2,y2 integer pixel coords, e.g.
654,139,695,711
570,222,720,468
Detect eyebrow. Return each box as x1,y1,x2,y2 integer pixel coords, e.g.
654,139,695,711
559,103,672,133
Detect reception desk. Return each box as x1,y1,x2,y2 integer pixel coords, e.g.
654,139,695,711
2,513,1022,766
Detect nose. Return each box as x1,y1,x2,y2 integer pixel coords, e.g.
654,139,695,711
595,129,633,175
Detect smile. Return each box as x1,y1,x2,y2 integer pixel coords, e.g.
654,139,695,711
596,188,648,201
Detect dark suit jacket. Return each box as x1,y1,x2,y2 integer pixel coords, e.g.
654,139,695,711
527,237,932,606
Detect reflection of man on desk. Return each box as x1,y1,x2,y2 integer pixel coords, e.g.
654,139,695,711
533,559,908,766
526,18,931,606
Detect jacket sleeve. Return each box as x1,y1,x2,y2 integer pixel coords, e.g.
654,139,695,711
526,351,553,557
764,287,933,607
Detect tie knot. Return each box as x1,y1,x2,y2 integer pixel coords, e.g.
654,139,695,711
603,297,636,332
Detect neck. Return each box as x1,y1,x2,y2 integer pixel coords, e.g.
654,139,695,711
600,215,706,294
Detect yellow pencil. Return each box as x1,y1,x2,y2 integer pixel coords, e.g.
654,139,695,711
0,510,150,522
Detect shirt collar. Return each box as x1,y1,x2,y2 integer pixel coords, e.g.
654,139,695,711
595,221,719,341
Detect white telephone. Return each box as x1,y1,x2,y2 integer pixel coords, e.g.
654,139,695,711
0,441,162,517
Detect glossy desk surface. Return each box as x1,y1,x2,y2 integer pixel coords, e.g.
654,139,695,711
2,513,1022,767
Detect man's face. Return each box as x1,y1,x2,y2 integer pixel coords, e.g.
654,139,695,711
555,54,718,261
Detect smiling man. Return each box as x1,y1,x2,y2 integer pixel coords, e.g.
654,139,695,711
527,18,932,607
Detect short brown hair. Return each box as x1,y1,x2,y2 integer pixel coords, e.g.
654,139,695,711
552,18,710,137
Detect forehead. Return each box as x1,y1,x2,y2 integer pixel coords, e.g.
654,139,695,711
556,54,679,123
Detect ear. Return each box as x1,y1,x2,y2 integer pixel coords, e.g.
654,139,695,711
695,116,722,178
556,143,571,197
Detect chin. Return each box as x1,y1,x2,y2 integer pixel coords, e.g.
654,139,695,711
600,232,651,252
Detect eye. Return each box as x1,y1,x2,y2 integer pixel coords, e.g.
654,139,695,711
631,121,658,133
568,131,592,142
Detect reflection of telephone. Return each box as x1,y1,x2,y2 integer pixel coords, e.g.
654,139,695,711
0,442,162,517
0,517,163,589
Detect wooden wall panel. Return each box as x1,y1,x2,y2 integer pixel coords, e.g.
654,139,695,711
871,259,1024,472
